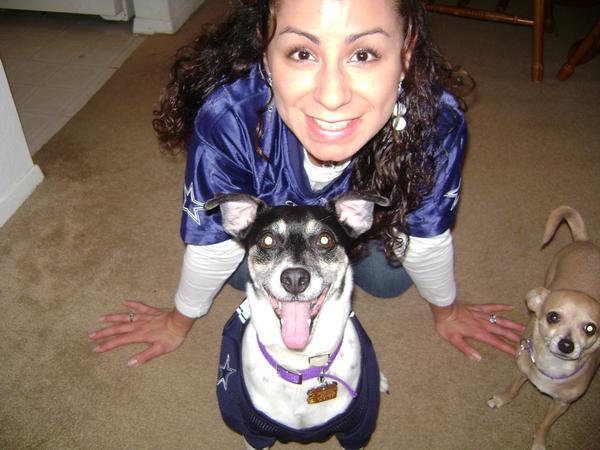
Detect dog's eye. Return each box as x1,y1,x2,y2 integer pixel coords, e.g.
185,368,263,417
317,232,335,250
584,323,597,336
258,232,276,249
547,311,560,324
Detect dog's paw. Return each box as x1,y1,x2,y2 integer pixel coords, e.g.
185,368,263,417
487,394,506,409
379,371,390,394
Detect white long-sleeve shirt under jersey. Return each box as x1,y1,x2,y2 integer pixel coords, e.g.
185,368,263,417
174,153,457,318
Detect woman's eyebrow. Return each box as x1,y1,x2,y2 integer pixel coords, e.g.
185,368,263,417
279,27,320,44
346,28,390,44
278,27,390,45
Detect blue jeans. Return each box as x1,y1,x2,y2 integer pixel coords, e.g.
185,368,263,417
227,240,413,299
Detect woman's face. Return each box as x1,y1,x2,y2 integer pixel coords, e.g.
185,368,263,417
265,0,407,164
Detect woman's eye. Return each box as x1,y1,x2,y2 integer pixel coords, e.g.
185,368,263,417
547,311,560,324
259,233,276,249
317,232,335,250
288,47,315,62
350,48,380,63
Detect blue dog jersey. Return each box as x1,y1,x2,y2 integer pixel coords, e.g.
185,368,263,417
216,304,381,450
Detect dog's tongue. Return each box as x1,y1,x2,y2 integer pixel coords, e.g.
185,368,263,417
281,301,311,349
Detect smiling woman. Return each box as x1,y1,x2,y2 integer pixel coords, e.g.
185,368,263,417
265,0,404,164
92,0,525,375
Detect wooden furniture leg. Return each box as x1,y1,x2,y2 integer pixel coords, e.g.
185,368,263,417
557,18,600,80
532,0,545,81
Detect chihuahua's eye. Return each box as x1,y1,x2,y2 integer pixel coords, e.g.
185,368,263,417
317,232,335,250
584,323,597,336
258,232,276,249
547,311,560,324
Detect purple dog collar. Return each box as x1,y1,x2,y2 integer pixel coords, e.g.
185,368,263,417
523,338,587,380
256,334,358,398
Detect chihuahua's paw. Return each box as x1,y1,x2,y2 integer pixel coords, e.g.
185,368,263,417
379,372,390,394
487,394,506,409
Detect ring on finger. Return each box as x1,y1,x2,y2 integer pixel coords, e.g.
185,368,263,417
489,313,497,325
128,311,136,323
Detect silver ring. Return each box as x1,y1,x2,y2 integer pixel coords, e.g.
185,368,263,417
128,311,136,323
489,313,497,325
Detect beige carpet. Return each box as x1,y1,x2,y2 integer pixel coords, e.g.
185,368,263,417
1,1,599,449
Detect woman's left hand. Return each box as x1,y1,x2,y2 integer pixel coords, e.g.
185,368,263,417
430,301,525,362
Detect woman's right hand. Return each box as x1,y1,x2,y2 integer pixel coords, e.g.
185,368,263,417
89,300,196,367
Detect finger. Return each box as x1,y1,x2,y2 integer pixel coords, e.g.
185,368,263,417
89,322,135,341
472,331,518,357
122,300,161,314
486,322,523,343
92,331,147,353
448,335,482,362
99,312,139,324
492,317,525,333
473,310,526,333
469,303,516,314
127,345,166,368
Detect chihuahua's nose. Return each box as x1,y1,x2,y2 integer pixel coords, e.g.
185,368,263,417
281,268,310,294
558,338,574,354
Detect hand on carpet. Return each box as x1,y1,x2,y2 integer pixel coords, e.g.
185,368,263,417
89,300,195,367
430,302,525,362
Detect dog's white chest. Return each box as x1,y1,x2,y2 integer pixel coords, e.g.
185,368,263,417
241,320,361,430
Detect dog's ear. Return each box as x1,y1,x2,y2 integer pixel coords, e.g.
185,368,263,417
332,192,390,238
204,193,265,239
526,287,550,315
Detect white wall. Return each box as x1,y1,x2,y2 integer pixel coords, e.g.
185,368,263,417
0,60,44,228
133,0,204,35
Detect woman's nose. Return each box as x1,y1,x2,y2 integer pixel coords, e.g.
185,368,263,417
313,63,352,111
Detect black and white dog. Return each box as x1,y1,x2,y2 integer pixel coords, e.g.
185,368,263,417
206,192,390,450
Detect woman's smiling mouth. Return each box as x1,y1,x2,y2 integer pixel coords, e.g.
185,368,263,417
306,115,361,141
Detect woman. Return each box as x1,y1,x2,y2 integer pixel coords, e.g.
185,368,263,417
90,0,524,367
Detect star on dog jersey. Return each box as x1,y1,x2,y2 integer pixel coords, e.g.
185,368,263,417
183,182,205,225
217,354,237,392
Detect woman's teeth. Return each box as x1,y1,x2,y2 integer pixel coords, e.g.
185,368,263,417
313,118,352,131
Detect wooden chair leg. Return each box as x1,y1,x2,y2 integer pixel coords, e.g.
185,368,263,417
557,19,600,80
531,0,545,81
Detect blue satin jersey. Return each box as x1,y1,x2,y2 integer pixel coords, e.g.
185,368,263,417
181,63,467,245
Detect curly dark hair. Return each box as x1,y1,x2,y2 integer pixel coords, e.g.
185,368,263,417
152,0,472,263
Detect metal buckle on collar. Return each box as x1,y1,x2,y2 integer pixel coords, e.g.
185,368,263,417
276,365,303,384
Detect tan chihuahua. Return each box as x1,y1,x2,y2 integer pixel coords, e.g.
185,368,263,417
488,206,600,450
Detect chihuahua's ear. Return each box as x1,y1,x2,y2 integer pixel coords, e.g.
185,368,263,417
526,287,551,315
332,192,390,238
204,193,265,239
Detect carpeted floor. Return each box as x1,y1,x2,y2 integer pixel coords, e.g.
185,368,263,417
1,1,599,449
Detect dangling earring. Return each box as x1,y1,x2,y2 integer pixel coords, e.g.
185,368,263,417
259,62,274,113
392,82,407,132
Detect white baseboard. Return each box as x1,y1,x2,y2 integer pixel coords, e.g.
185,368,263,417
0,165,44,228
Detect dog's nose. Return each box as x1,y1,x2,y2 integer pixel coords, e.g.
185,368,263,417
280,268,310,294
558,338,574,354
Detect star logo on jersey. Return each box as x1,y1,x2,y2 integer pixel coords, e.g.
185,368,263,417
183,182,205,225
444,178,461,211
217,354,237,391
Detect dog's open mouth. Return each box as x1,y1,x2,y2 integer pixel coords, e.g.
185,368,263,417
267,286,329,350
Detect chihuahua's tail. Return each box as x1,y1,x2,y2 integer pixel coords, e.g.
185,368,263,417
542,206,589,247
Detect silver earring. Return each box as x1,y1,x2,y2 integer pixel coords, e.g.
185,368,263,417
392,82,407,132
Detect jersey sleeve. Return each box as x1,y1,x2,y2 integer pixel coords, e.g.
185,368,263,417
406,94,467,237
180,105,256,245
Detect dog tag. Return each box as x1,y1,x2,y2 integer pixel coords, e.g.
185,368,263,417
307,382,338,404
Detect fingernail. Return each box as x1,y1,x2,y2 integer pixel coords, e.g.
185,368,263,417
128,359,139,368
93,346,101,353
88,332,96,338
471,353,482,362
